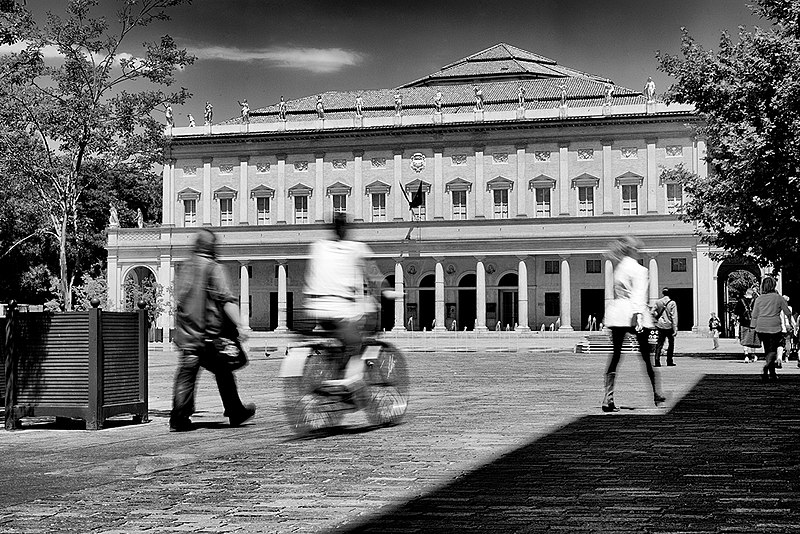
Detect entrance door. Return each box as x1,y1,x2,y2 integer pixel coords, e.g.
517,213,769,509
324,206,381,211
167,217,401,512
499,290,518,329
269,292,294,330
668,288,693,331
418,274,435,331
581,289,605,330
458,273,477,331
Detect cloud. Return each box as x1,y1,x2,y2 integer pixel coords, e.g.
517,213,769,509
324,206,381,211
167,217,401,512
0,41,144,68
189,44,364,73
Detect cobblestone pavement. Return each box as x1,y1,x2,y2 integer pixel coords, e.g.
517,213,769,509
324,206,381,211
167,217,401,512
1,337,798,533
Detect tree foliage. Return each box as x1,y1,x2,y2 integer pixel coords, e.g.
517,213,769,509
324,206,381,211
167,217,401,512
0,0,193,308
657,0,800,272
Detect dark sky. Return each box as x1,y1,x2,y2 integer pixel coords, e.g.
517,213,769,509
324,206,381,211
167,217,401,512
17,1,763,124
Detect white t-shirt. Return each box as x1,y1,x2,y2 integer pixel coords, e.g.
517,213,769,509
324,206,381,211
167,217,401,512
605,256,653,328
303,239,373,319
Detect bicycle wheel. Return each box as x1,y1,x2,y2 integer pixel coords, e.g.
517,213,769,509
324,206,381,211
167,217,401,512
364,342,410,426
283,348,343,436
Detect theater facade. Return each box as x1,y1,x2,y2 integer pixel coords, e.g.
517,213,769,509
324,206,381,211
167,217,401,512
107,43,730,339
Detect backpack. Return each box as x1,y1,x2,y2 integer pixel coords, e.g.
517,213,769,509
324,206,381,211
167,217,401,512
651,299,666,323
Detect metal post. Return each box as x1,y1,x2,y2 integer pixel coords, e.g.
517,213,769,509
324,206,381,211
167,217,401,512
4,301,16,430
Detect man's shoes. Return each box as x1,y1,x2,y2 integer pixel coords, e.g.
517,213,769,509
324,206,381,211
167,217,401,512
169,418,196,432
601,402,619,413
229,403,256,427
654,394,666,407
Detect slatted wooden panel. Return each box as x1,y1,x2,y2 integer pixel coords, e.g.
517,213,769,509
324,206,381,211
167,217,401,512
15,313,89,405
102,312,141,404
1,317,6,391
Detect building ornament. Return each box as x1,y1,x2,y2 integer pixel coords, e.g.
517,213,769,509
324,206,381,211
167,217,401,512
218,164,234,174
410,152,426,173
666,145,683,157
293,161,309,172
492,153,508,164
407,264,417,275
534,151,551,162
371,157,387,168
451,154,467,166
182,166,197,176
621,147,638,159
577,149,594,161
332,159,347,170
256,162,270,173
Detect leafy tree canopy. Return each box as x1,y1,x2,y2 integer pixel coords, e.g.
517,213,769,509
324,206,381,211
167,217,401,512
657,0,800,272
0,0,193,308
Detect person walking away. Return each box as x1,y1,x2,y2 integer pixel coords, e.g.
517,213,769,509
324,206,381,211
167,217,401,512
750,277,792,382
776,296,794,366
652,288,679,366
171,228,256,432
601,236,665,412
709,312,722,350
735,288,759,362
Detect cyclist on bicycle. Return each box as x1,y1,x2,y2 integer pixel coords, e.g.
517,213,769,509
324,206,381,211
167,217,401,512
302,213,379,384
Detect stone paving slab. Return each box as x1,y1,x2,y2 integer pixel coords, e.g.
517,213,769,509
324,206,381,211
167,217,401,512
0,342,797,533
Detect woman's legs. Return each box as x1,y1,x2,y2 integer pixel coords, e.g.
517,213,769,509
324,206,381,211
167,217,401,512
760,332,781,380
602,327,627,411
635,329,664,405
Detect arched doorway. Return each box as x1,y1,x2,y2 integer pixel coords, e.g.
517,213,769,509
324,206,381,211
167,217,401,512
123,265,159,341
717,260,760,337
458,273,476,331
418,274,435,331
497,273,518,330
381,275,395,331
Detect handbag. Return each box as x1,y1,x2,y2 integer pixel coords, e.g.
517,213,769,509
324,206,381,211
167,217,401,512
210,334,248,370
739,326,761,348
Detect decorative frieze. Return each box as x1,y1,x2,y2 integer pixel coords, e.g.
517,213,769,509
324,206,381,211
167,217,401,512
534,151,551,162
666,145,683,157
621,147,638,159
293,161,309,172
577,149,594,161
256,162,270,173
371,157,387,168
492,153,508,164
332,159,347,170
218,164,234,174
451,154,467,166
182,166,197,176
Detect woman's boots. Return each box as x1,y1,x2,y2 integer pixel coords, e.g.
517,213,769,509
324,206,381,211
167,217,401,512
601,372,619,412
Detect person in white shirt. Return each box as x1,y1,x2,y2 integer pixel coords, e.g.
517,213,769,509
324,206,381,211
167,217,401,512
303,213,376,374
601,236,665,412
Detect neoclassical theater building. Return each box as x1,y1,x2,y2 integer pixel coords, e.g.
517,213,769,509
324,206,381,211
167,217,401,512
107,43,733,339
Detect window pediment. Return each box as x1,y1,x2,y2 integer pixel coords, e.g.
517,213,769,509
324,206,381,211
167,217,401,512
486,176,514,191
615,171,644,187
404,179,431,194
288,183,313,197
365,180,391,195
177,187,201,201
445,178,472,193
529,174,556,190
213,186,237,200
326,181,352,196
572,173,599,188
250,184,275,199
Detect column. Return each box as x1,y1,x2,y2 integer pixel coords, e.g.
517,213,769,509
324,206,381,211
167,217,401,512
517,257,530,331
394,260,405,330
202,157,212,225
275,261,288,332
648,256,659,305
475,258,487,330
558,143,570,215
516,143,527,217
315,153,325,222
162,159,175,226
602,140,613,214
692,251,699,332
107,255,119,311
646,138,657,213
559,256,573,330
474,146,485,218
353,150,364,222
393,149,404,220
604,259,614,315
276,154,287,224
694,138,707,179
239,156,249,224
433,149,444,219
695,244,713,332
159,254,171,348
168,261,175,347
434,260,446,330
239,262,250,331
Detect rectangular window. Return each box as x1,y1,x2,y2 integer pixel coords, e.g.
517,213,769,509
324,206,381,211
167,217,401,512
578,186,594,216
544,260,560,274
622,184,638,215
666,183,682,214
671,258,687,272
535,188,551,217
256,197,270,225
493,189,509,219
545,292,560,316
183,199,196,227
586,259,601,274
294,196,309,224
371,193,386,222
219,198,233,226
413,193,427,220
332,194,347,214
452,190,467,220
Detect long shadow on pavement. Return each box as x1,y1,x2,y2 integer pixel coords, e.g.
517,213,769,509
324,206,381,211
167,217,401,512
337,374,800,533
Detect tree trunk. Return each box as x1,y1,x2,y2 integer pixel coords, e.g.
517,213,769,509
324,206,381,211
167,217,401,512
59,215,71,311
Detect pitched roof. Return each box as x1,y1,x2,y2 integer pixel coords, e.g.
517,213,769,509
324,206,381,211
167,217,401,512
223,43,650,125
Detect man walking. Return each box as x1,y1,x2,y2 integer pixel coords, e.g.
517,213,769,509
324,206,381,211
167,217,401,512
653,288,679,367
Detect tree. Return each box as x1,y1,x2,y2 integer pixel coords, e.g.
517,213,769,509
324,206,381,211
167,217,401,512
657,0,800,273
0,0,193,309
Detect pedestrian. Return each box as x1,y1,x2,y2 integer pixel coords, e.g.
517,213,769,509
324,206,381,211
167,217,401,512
590,315,597,331
735,288,759,362
601,236,665,412
170,228,256,432
652,288,678,366
709,312,722,350
751,277,792,382
776,296,794,366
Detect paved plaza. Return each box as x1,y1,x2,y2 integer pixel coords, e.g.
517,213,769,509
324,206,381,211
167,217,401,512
1,335,799,533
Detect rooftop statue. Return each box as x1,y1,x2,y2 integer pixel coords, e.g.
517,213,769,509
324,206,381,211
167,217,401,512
474,86,484,111
316,95,325,119
518,85,526,108
604,80,613,106
394,92,403,115
278,96,287,120
187,114,195,127
108,204,119,228
238,100,250,124
204,101,213,125
355,94,363,116
644,77,656,103
434,90,443,113
137,208,144,229
164,103,174,126
559,83,567,107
